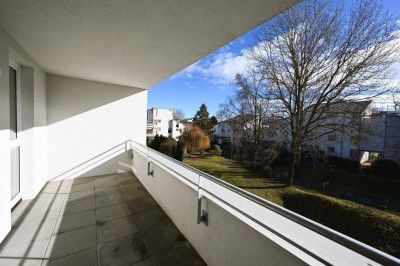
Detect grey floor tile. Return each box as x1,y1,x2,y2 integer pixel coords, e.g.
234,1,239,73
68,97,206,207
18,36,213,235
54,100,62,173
44,247,97,266
14,206,62,227
0,237,49,266
60,198,95,216
43,180,72,194
95,186,122,197
123,189,150,202
96,193,125,208
120,183,143,193
95,178,118,189
69,182,94,193
0,218,57,250
98,233,149,266
97,216,138,244
45,225,96,260
96,203,132,223
54,210,96,234
140,223,186,255
126,197,159,214
66,190,94,202
150,242,206,266
131,258,154,266
71,177,96,185
131,209,170,231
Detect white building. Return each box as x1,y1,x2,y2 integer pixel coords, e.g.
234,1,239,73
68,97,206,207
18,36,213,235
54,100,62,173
0,1,397,265
146,108,185,142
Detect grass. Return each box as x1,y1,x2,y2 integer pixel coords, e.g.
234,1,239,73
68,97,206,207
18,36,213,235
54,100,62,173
184,155,400,258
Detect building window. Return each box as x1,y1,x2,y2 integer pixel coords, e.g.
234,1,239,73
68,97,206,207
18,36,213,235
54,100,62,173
328,134,336,141
168,129,172,133
327,146,335,153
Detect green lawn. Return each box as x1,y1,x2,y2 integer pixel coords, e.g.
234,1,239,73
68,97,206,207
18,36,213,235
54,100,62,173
184,155,400,258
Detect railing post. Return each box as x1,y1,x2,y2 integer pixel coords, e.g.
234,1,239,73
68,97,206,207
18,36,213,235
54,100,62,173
147,149,153,176
197,175,208,226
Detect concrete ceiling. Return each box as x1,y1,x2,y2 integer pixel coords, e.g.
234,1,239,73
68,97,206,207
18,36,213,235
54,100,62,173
0,0,300,89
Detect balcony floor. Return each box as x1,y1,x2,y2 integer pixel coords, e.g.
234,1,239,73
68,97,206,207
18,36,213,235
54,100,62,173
0,172,206,266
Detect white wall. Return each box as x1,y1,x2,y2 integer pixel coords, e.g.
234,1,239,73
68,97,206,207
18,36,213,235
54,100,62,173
0,27,48,244
47,75,147,180
132,149,303,266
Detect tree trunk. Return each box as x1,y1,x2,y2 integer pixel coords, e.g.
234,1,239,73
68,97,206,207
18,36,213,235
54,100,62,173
287,152,296,186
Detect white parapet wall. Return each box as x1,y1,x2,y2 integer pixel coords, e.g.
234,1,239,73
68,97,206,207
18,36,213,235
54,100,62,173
47,75,147,180
131,142,400,266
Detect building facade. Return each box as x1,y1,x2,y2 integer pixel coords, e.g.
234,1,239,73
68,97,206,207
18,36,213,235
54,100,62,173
146,108,185,142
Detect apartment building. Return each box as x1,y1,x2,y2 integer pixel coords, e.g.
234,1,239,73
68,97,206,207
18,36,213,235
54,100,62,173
146,108,185,142
215,101,400,164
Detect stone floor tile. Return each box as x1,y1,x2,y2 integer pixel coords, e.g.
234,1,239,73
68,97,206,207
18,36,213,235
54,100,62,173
66,190,94,202
126,197,159,214
97,216,138,244
0,218,57,250
120,183,143,193
45,225,96,260
132,258,154,266
60,198,95,216
96,203,132,223
95,178,118,189
95,186,122,197
96,193,125,208
0,237,49,266
44,247,97,266
123,190,150,201
53,210,96,234
140,223,186,255
131,208,170,231
71,176,96,185
150,242,206,266
98,233,149,266
69,182,95,193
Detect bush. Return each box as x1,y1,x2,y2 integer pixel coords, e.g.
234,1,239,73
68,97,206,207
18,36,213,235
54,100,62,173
159,138,176,156
326,156,360,172
371,159,400,179
148,134,167,151
173,141,184,162
282,192,400,257
209,150,216,155
213,145,222,156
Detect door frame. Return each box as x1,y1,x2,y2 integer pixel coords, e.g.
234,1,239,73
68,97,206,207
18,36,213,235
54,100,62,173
9,58,23,208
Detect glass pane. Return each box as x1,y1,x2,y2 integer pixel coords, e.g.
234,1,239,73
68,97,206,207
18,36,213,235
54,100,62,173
11,147,20,200
9,66,17,140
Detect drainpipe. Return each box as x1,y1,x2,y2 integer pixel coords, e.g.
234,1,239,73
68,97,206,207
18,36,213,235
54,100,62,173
383,115,388,159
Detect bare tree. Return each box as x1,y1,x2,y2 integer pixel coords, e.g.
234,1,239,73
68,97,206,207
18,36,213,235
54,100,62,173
245,0,399,185
218,73,278,168
174,109,185,121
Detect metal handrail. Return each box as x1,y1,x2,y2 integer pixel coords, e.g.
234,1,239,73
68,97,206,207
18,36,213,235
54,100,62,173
129,140,400,266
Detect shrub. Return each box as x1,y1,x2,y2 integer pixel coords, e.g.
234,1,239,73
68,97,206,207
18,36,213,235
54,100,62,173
282,192,400,257
213,145,222,156
371,159,400,179
148,134,167,151
209,150,216,155
159,138,177,156
173,140,184,162
326,156,360,172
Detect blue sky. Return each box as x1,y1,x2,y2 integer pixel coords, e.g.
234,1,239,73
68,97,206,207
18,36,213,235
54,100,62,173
148,0,400,118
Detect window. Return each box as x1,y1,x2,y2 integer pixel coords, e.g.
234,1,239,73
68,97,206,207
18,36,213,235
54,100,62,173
327,146,335,153
10,66,17,140
328,134,336,141
168,129,172,133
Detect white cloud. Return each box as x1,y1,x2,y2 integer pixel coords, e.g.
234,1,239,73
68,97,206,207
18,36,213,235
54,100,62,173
171,50,247,85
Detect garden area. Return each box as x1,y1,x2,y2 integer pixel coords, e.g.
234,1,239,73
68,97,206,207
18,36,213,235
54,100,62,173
184,154,400,258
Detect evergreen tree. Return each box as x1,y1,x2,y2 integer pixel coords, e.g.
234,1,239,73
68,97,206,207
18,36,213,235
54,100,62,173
174,141,184,162
193,104,211,135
